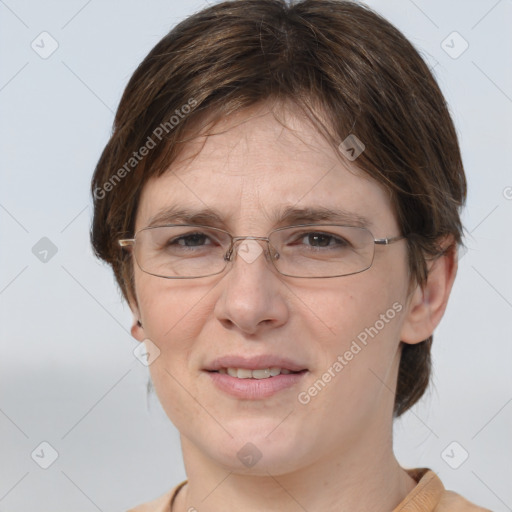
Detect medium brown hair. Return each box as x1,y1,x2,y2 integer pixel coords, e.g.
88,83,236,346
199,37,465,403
91,0,466,417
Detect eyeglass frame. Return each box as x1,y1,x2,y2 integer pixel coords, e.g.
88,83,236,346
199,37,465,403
118,223,406,279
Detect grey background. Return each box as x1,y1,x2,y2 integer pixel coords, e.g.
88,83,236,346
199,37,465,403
0,0,511,510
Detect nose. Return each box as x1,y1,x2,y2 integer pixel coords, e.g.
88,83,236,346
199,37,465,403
224,236,279,264
214,238,289,335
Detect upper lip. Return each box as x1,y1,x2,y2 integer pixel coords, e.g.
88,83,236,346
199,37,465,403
204,354,308,372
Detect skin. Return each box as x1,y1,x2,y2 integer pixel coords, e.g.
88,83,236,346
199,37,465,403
129,102,457,512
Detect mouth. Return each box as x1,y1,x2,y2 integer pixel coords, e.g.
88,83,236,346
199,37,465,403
207,367,308,379
204,355,308,398
204,356,309,399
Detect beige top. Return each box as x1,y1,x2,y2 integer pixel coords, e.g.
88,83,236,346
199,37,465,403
127,468,492,512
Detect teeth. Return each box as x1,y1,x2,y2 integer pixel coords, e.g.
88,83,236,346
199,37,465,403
237,368,253,379
252,369,271,379
221,367,296,379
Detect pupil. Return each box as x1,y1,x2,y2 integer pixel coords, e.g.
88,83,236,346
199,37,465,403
309,233,330,247
184,234,206,246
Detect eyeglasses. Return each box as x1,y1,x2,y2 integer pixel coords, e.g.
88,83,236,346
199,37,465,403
118,224,405,279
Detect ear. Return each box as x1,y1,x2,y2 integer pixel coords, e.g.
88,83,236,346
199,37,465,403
400,239,458,345
128,299,146,343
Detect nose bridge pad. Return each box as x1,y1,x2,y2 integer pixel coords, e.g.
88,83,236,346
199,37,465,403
225,238,278,266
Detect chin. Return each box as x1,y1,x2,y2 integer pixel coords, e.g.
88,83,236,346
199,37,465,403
196,421,312,475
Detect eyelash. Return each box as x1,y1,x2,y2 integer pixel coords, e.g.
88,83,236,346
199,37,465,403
169,231,348,249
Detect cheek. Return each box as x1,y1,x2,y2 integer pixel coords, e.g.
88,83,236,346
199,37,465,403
135,273,213,344
312,272,404,346
304,249,409,391
135,275,214,426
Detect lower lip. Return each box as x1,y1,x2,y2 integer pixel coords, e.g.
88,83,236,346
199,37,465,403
206,371,308,399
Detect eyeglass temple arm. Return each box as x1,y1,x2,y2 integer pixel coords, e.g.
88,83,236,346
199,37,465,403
119,239,135,247
374,234,405,245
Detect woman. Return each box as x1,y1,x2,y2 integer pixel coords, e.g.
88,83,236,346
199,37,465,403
91,1,490,510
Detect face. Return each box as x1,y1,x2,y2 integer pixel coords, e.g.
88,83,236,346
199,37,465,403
131,103,412,475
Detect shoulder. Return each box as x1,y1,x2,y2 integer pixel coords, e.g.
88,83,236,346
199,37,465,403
395,468,492,512
434,490,493,512
126,481,187,512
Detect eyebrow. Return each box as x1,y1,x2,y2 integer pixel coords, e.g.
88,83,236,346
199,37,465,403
145,204,372,230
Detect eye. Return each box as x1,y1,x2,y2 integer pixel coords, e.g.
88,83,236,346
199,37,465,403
295,231,350,249
304,232,338,247
172,231,213,247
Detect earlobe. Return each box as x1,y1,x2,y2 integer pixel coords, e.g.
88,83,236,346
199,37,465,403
129,301,146,342
131,317,146,342
400,242,458,345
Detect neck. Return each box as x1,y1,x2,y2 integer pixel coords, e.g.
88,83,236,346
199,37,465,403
174,431,416,512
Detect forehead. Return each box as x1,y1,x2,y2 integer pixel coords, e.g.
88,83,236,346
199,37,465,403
135,104,396,234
